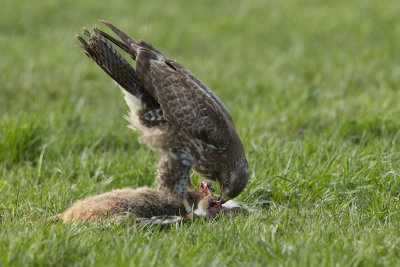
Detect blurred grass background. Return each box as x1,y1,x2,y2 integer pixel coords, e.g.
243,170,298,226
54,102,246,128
1,0,400,266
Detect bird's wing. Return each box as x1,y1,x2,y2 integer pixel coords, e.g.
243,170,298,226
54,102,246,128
77,28,143,98
138,50,232,149
98,21,233,149
76,28,160,109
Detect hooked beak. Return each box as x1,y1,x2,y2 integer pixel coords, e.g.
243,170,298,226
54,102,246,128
219,184,231,204
219,196,231,205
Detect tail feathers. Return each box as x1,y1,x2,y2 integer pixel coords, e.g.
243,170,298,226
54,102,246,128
77,28,144,100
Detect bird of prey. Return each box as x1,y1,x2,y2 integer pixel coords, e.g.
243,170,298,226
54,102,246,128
77,20,249,219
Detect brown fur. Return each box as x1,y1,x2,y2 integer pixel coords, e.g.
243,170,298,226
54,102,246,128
47,187,248,226
47,187,208,224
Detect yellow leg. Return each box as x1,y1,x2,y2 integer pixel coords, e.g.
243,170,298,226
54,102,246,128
183,198,194,221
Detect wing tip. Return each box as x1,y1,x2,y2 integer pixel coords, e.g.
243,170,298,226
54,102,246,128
76,34,89,50
98,19,110,26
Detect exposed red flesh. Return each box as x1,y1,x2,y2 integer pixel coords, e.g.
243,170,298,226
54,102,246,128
199,181,221,217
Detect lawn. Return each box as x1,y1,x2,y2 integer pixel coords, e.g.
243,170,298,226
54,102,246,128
1,0,400,265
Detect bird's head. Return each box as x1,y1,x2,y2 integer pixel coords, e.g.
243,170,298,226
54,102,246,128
219,155,249,203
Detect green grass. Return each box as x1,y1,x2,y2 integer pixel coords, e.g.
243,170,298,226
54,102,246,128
1,0,400,265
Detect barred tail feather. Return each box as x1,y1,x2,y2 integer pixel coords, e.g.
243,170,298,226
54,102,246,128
77,28,159,133
77,29,144,99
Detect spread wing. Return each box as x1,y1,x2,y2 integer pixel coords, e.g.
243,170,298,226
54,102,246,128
98,21,233,149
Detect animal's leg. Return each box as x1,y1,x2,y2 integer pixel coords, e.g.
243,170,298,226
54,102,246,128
156,154,193,197
156,153,195,220
182,198,194,221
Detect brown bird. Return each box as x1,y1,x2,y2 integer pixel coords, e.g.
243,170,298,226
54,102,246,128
77,21,249,219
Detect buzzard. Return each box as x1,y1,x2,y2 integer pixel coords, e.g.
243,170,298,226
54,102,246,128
77,21,249,219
